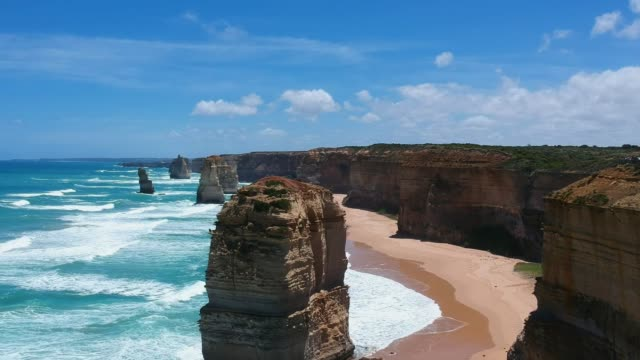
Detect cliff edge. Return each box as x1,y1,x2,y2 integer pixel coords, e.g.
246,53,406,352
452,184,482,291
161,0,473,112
509,165,640,359
199,176,354,360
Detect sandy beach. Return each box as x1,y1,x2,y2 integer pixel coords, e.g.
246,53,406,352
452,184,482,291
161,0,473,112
337,195,537,360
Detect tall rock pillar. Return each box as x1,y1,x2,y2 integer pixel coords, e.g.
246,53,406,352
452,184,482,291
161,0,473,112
199,176,354,360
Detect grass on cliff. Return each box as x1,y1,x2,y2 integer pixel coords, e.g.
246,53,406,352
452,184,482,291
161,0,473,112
335,143,640,173
573,192,609,206
514,262,542,278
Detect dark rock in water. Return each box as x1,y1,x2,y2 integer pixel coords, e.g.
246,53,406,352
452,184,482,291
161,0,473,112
508,165,640,359
200,177,354,360
169,155,191,179
196,156,237,204
138,168,155,194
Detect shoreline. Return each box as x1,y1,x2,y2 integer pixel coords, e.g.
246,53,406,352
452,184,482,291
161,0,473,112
337,195,536,360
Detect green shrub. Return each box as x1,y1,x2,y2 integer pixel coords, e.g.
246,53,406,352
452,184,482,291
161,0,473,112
263,187,288,198
270,199,291,211
573,193,609,206
265,180,285,187
514,262,542,278
239,188,259,197
253,200,271,213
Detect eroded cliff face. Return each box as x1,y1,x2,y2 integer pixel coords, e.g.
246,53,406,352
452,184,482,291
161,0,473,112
169,155,192,179
215,148,589,260
344,150,586,259
200,176,354,360
226,152,308,182
509,166,640,359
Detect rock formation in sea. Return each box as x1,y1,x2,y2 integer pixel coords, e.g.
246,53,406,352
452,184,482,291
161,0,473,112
169,155,192,179
199,176,354,360
122,145,638,260
137,168,155,194
508,165,640,359
196,156,238,204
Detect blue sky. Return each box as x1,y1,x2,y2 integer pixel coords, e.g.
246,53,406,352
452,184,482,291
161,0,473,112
1,0,640,159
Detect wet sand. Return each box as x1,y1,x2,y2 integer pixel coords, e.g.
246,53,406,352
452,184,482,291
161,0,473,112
337,195,536,360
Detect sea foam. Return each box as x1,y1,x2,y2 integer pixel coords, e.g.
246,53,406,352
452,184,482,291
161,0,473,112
10,199,30,207
27,203,115,212
0,236,32,254
8,189,76,198
5,271,205,304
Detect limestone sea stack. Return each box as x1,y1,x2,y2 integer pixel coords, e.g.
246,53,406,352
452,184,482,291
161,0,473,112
137,168,154,194
169,155,191,179
196,156,235,204
509,165,640,359
199,176,354,360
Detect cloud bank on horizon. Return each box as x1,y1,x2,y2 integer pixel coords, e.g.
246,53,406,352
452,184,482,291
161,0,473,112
1,0,640,159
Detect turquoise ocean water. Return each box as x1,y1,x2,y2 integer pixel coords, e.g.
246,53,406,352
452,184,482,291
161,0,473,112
0,160,441,359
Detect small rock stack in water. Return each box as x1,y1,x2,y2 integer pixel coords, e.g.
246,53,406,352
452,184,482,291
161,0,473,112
509,165,640,359
137,168,154,194
200,176,354,360
169,155,191,179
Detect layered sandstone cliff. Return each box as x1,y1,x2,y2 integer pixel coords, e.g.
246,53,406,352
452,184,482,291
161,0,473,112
225,152,308,182
223,147,593,260
200,176,354,360
137,168,154,194
195,157,230,204
169,155,192,179
509,165,640,359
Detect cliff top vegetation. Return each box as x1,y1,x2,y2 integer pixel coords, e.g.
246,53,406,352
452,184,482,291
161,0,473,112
323,143,640,173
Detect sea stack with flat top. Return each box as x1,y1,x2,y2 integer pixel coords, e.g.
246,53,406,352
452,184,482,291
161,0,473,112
169,155,191,179
199,176,354,360
509,165,640,359
137,168,155,194
196,156,238,204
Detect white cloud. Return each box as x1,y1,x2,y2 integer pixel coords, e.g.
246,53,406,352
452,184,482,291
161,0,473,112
356,90,373,102
619,19,640,39
592,11,622,36
462,115,495,129
434,51,454,68
538,29,572,52
0,30,371,88
349,112,381,123
280,89,340,118
192,93,263,116
259,127,287,136
358,67,640,144
631,0,640,14
181,11,199,23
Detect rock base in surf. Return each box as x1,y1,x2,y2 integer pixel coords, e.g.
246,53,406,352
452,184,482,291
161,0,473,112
509,165,640,359
200,176,354,360
137,168,155,194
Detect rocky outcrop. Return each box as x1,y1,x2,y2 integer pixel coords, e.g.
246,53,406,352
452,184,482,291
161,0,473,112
344,149,587,259
196,157,238,204
137,168,155,194
509,165,640,359
200,177,354,360
225,152,308,182
169,155,192,179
